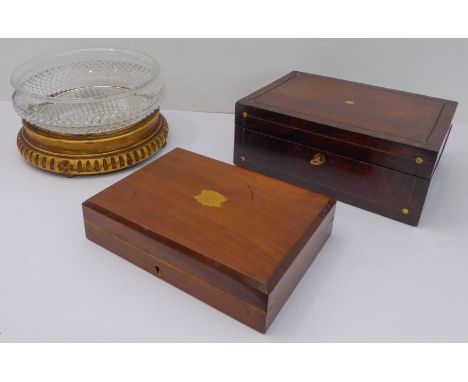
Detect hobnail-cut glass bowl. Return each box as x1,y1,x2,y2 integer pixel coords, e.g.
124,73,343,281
11,48,164,135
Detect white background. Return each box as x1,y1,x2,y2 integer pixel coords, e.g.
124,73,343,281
1,99,467,342
2,39,468,123
1,1,468,380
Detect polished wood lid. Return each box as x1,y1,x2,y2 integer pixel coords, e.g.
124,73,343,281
239,72,457,150
236,72,457,179
84,148,335,293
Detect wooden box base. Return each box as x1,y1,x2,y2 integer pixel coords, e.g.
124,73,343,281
234,126,433,226
84,204,334,332
83,148,335,332
234,72,457,226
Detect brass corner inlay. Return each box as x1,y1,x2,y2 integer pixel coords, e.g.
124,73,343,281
401,208,409,215
344,100,355,105
194,190,228,208
415,157,424,165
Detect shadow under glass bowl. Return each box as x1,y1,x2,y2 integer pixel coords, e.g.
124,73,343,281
11,48,165,135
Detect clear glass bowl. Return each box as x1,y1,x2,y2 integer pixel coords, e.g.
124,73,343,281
11,48,164,135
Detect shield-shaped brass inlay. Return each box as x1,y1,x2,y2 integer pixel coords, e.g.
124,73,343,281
194,190,228,207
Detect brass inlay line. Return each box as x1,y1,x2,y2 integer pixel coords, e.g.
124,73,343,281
241,126,412,175
246,114,418,162
252,100,435,145
240,156,412,215
248,72,444,145
424,102,447,144
405,175,418,212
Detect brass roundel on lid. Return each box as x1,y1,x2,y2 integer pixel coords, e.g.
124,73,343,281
344,100,355,105
415,157,424,165
401,208,409,215
242,111,248,118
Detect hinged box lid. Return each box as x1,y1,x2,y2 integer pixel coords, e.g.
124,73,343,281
236,72,457,179
83,148,335,332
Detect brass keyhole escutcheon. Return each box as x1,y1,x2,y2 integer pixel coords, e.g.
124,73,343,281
310,153,326,166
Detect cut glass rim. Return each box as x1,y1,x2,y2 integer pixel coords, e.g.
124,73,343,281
10,47,161,104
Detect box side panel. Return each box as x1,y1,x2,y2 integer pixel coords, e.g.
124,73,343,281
234,127,430,226
83,208,268,333
426,101,458,152
234,110,437,180
265,206,335,330
432,124,453,177
82,204,267,310
236,72,456,175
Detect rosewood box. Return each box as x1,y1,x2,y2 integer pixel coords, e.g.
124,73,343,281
83,148,335,332
234,72,457,225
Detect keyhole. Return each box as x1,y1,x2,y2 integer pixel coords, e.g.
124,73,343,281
154,265,160,275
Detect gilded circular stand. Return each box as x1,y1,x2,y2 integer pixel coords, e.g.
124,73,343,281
17,109,168,176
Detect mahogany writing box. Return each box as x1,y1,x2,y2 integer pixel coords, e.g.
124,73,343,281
83,148,335,333
234,72,457,225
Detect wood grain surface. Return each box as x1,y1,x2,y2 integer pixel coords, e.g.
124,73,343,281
83,148,335,332
234,72,457,225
